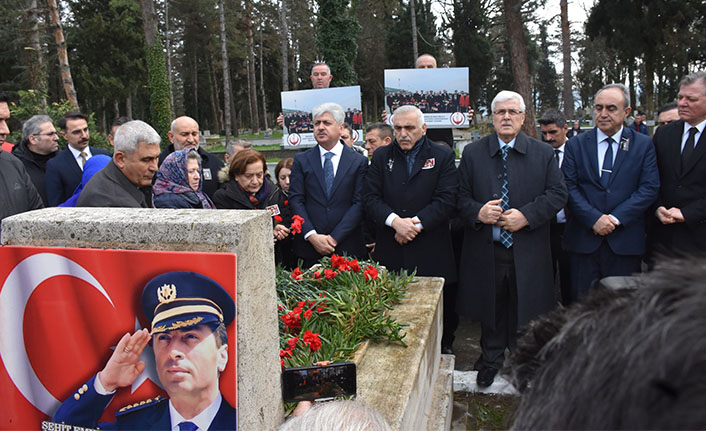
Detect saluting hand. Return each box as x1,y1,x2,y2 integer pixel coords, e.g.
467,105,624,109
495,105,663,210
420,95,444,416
98,329,151,392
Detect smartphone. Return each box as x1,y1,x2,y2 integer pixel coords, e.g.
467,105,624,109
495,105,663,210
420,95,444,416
282,362,357,403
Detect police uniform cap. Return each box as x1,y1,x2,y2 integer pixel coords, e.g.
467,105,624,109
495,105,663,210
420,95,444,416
141,271,235,334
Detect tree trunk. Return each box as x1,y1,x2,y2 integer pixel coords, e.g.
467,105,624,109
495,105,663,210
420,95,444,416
28,0,47,105
409,0,418,64
126,94,133,119
259,28,269,130
627,61,635,109
279,0,289,92
208,55,221,133
140,0,173,141
245,0,260,132
503,0,536,138
560,0,573,119
218,0,233,144
47,0,78,108
164,0,175,112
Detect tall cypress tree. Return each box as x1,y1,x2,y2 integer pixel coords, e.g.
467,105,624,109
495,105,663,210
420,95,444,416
315,0,361,87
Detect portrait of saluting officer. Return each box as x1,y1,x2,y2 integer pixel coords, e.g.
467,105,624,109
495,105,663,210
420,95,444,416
52,271,237,430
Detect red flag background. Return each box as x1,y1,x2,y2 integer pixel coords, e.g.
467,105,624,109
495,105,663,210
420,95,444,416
0,246,237,429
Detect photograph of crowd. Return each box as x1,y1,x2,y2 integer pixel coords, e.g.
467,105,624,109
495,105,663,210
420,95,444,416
280,86,363,147
384,67,469,128
385,89,470,114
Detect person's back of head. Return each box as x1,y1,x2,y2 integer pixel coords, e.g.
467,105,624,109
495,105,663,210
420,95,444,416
507,258,706,430
279,400,391,431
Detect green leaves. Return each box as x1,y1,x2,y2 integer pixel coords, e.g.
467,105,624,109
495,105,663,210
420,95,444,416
277,255,412,369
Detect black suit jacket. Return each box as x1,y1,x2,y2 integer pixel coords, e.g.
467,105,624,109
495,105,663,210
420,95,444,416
653,120,706,253
45,146,111,206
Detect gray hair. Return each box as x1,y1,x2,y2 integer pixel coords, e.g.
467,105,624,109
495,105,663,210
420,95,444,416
114,120,161,153
392,105,425,128
491,91,526,113
312,103,345,125
186,148,202,166
279,400,392,431
311,62,331,75
678,71,706,94
226,139,252,157
22,115,53,141
595,83,630,109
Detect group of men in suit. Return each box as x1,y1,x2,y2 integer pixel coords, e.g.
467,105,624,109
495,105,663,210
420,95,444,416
291,70,706,390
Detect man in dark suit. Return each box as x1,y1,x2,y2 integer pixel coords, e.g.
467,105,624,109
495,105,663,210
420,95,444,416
629,110,650,136
538,109,572,305
457,90,567,388
289,102,368,268
652,71,706,256
45,112,111,206
11,114,59,205
158,116,224,200
365,105,458,353
53,271,236,430
562,83,659,301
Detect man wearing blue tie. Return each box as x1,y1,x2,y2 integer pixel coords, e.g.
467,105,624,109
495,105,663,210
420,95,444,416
562,83,659,301
289,103,368,268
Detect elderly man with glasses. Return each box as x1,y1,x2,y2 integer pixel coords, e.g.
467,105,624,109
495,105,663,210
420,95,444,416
11,114,60,205
456,90,567,388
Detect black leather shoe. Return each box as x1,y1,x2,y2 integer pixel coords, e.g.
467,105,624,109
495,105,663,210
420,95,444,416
476,368,498,388
441,343,454,355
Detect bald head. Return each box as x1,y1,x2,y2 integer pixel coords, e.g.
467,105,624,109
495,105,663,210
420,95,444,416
169,116,200,150
415,54,437,69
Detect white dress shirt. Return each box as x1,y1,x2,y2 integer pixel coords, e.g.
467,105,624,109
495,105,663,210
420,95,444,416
68,145,93,171
681,119,706,152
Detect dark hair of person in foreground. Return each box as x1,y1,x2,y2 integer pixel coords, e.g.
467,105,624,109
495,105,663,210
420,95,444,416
505,257,706,430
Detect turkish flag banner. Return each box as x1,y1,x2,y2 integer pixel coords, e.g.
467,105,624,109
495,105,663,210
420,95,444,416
0,246,237,430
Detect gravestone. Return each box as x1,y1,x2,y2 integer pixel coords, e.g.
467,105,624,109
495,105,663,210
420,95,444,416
1,208,283,430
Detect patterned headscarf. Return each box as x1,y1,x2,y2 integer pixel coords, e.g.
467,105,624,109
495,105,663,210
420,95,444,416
153,148,214,209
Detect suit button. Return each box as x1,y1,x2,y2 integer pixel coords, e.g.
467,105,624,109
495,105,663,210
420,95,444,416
677,185,683,189
497,174,502,179
493,193,499,198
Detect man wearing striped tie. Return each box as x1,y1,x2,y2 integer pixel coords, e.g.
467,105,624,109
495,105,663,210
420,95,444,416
457,90,567,388
562,83,659,302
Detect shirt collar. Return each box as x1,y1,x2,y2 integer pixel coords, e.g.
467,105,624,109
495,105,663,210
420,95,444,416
596,127,623,145
68,144,91,159
683,119,706,135
318,141,344,158
169,393,222,431
497,136,517,150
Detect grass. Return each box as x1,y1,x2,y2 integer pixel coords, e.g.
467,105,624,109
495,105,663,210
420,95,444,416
204,143,282,153
454,392,517,430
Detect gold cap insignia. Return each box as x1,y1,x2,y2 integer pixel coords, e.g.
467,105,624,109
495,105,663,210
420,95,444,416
157,283,177,303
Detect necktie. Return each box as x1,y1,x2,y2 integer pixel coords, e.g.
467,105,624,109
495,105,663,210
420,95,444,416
554,149,561,167
600,138,614,187
499,144,513,248
681,127,698,171
323,152,334,196
178,422,198,431
79,151,87,169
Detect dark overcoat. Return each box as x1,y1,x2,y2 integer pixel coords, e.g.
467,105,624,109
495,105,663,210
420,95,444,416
456,131,567,328
365,136,458,282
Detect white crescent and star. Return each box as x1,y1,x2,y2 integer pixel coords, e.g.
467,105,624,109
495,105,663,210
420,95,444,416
0,252,160,416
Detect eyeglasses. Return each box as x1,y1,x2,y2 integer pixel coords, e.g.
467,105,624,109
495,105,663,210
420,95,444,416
493,109,523,117
33,131,58,137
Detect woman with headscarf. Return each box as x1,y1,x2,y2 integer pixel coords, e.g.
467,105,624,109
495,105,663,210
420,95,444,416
153,148,214,209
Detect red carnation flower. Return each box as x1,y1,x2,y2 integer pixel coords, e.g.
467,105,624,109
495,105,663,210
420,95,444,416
324,268,338,279
290,267,303,281
313,271,321,279
302,330,322,352
281,312,301,330
364,265,379,281
290,215,305,235
304,309,313,320
287,336,298,351
349,259,361,273
274,215,283,223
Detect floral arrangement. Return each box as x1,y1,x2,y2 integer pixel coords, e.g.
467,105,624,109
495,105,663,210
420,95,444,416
277,254,414,370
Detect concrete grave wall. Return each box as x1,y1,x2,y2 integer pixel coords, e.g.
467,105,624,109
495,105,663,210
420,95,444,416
1,208,284,430
356,277,452,430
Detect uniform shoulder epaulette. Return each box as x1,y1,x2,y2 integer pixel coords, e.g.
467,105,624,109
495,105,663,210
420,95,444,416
115,395,167,417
